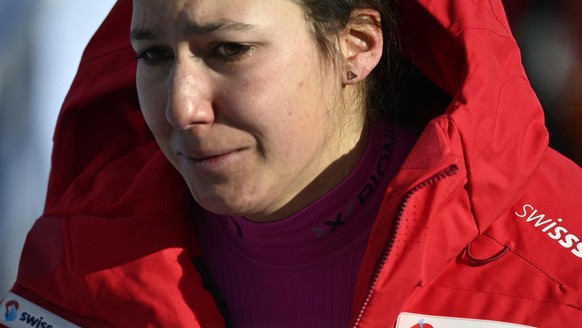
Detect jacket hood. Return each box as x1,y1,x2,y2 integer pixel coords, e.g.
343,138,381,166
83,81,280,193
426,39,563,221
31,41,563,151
19,0,549,325
352,1,549,325
398,0,547,227
45,0,190,220
44,0,548,227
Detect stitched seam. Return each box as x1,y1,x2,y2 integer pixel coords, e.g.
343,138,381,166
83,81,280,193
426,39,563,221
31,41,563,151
468,0,513,38
483,232,565,286
454,27,513,42
446,116,478,230
486,0,512,36
428,284,582,311
455,75,520,182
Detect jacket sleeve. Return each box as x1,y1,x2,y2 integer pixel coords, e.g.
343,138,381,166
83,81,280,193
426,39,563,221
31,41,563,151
0,286,109,328
0,217,110,328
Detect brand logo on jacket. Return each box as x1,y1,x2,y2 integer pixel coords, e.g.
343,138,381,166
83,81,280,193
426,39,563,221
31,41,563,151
0,292,81,328
312,123,395,239
410,319,434,328
396,313,535,327
3,299,56,328
514,204,582,258
5,300,19,321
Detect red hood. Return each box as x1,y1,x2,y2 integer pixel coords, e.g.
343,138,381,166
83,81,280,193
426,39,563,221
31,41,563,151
45,0,547,226
45,0,188,219
352,1,549,325
19,0,549,326
399,0,547,225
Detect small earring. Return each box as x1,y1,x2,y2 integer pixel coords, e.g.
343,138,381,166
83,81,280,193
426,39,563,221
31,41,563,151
347,71,358,80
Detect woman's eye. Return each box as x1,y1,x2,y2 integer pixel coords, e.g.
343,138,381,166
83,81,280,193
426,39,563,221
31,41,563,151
213,43,253,61
136,47,174,65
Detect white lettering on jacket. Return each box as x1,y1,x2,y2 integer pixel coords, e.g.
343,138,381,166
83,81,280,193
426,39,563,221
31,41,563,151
0,292,80,328
515,204,582,258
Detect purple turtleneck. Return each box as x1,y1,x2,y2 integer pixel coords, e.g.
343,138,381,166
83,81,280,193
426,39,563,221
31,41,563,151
195,119,418,327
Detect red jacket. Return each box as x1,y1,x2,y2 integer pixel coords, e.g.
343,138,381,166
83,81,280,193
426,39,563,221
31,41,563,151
2,0,581,327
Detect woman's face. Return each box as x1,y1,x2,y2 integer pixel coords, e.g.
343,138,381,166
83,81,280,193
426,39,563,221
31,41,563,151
131,0,362,221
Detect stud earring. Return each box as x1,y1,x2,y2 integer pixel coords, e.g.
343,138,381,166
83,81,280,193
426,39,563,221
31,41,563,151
347,71,358,80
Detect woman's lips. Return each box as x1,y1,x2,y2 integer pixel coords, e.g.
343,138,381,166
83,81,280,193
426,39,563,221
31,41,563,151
178,149,244,175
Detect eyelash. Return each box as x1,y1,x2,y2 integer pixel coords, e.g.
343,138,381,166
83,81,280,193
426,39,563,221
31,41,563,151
135,46,173,65
213,43,254,62
135,43,254,66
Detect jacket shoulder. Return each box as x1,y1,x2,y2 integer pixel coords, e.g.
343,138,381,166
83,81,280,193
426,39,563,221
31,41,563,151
4,216,109,327
455,148,581,320
402,148,582,325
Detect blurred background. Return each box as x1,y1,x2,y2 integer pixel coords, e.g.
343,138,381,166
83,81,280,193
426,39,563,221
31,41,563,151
0,0,116,294
507,0,582,164
0,0,580,295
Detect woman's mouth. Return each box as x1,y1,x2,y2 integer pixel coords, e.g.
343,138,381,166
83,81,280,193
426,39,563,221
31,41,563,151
178,149,244,175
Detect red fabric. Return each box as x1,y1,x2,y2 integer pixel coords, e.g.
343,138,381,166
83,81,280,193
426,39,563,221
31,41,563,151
6,0,581,327
351,1,582,326
11,1,224,326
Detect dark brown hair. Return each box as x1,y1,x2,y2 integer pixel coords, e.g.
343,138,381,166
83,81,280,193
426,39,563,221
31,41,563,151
296,0,400,117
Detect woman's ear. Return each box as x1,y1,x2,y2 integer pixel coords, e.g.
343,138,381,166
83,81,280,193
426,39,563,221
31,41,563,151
340,9,383,85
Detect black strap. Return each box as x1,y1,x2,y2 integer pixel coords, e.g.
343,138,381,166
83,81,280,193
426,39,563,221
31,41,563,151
192,257,233,328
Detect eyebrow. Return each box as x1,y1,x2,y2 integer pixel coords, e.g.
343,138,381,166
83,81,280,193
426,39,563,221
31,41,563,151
130,21,256,41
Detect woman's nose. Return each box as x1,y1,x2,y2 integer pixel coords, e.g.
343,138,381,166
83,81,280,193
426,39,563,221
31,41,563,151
165,59,214,129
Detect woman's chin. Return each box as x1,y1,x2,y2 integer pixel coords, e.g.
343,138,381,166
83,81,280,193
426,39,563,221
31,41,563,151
191,192,260,218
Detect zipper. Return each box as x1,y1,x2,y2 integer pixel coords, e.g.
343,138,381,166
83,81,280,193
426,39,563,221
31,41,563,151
351,164,459,327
